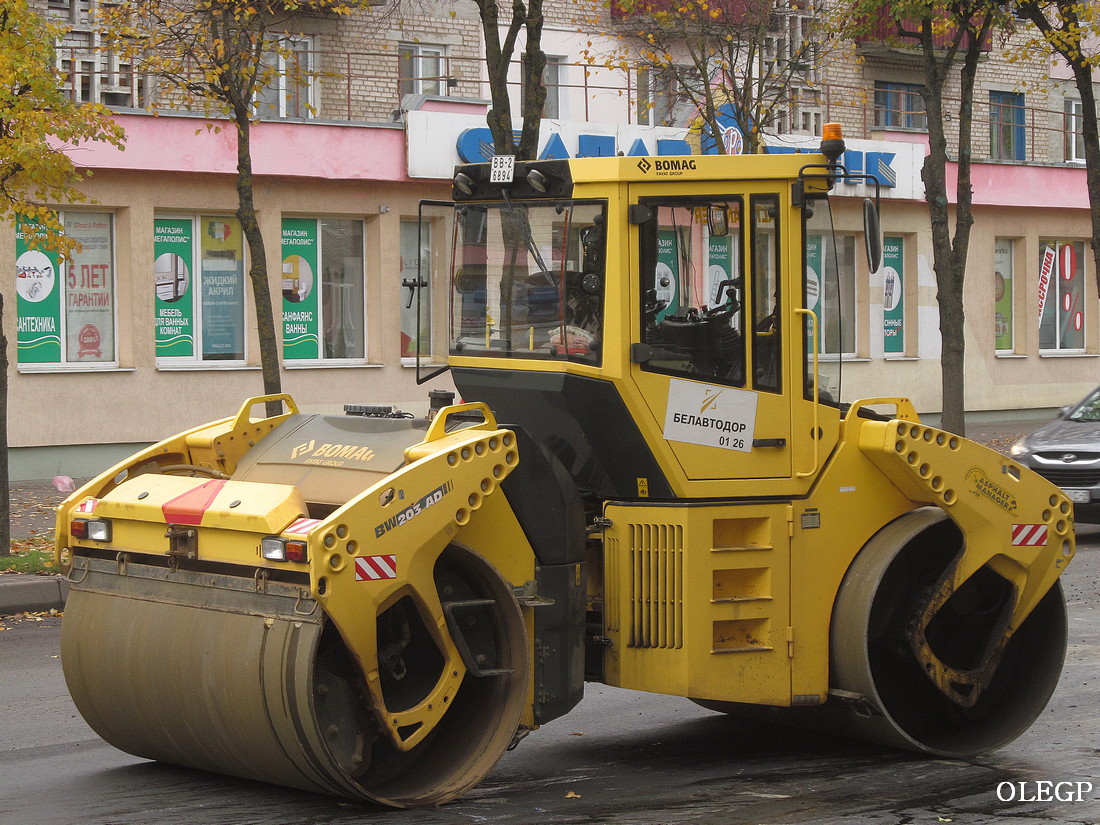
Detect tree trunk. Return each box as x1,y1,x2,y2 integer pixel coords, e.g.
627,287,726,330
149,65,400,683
233,109,282,416
516,0,545,161
1069,60,1100,297
918,14,987,437
0,292,9,557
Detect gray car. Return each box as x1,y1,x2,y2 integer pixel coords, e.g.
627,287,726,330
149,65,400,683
1011,386,1100,523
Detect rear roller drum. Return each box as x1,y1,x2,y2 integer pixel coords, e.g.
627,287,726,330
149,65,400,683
830,509,1067,756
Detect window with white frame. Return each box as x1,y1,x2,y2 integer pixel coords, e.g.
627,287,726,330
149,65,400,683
636,66,695,127
1064,99,1085,164
154,215,246,365
521,54,562,119
16,211,117,368
281,217,366,361
256,37,314,119
399,43,448,98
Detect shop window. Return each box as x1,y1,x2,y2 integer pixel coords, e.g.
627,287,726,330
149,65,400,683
154,215,246,365
1038,240,1085,352
16,211,117,368
281,218,365,361
881,235,906,355
400,219,432,360
1064,99,1085,164
399,43,448,98
256,38,314,119
990,91,1025,161
874,81,927,131
994,238,1015,352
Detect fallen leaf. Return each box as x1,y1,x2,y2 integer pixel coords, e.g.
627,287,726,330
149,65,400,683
565,791,582,799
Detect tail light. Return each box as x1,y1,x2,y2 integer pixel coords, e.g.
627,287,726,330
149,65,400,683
260,536,308,563
71,518,112,542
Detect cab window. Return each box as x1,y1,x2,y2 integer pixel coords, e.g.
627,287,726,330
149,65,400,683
636,196,745,386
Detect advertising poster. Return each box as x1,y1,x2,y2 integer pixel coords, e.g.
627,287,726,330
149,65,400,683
882,235,904,354
707,233,733,306
200,217,245,360
154,218,195,358
65,213,114,362
15,215,62,364
804,233,823,352
282,218,320,360
655,228,680,320
994,239,1013,351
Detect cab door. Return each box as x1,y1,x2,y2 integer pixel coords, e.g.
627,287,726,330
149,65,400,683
626,185,793,481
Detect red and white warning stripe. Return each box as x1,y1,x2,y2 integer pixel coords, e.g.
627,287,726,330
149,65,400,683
355,555,397,581
285,518,324,536
75,499,98,514
1012,524,1049,546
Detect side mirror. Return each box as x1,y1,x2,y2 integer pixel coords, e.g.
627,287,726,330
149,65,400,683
708,206,729,238
863,197,882,273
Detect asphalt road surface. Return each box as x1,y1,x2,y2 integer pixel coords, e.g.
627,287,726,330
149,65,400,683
3,525,1099,825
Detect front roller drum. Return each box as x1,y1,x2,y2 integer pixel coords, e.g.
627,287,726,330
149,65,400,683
61,546,529,807
830,508,1068,756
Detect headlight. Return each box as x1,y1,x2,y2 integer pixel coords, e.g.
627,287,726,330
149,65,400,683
1009,438,1030,457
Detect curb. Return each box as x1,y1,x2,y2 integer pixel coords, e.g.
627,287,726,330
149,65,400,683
0,574,69,616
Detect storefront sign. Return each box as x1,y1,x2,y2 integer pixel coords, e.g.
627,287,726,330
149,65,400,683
154,218,195,357
15,216,62,364
1038,244,1055,321
282,218,320,359
882,236,904,354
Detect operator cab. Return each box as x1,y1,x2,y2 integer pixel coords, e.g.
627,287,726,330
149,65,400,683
438,129,879,499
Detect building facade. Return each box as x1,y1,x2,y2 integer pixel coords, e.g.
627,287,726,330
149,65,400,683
4,0,1098,479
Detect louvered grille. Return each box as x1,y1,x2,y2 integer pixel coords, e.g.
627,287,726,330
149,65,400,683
628,522,684,649
1033,467,1100,487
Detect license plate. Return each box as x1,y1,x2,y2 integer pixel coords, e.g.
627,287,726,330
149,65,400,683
1064,489,1091,503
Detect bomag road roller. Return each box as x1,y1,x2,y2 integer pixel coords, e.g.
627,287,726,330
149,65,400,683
56,126,1075,808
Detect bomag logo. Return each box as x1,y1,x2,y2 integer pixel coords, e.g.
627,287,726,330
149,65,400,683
655,159,696,171
291,439,376,465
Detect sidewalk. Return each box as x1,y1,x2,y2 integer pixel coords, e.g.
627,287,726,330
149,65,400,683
0,413,1059,617
1,478,71,616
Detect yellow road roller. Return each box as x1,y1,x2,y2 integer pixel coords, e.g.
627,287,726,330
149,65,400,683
56,130,1075,807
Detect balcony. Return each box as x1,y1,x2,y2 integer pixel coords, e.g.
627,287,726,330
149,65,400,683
55,46,1084,168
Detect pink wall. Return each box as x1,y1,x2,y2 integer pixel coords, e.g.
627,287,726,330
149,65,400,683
68,113,410,182
950,161,1090,209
